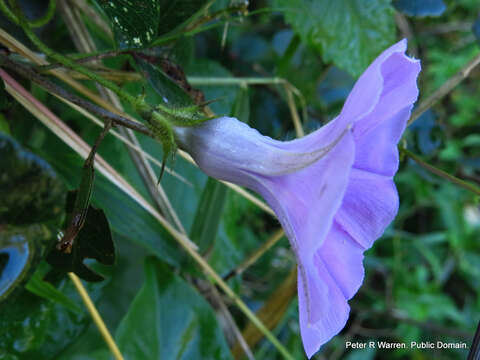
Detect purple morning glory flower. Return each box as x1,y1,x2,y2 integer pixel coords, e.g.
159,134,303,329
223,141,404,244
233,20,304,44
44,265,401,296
174,39,420,358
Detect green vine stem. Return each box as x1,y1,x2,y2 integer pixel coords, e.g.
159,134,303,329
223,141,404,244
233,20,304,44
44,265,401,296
400,147,480,197
1,0,57,28
11,6,138,108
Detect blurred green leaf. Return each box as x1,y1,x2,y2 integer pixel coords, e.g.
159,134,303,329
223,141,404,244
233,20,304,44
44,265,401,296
25,263,82,314
0,79,10,111
232,85,250,124
0,114,10,135
189,178,227,254
0,270,104,359
115,257,233,359
157,0,209,36
187,59,239,115
393,0,446,17
134,55,195,107
0,135,64,302
274,0,395,76
0,134,65,226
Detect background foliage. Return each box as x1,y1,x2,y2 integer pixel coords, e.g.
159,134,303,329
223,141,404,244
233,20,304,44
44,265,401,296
1,0,480,359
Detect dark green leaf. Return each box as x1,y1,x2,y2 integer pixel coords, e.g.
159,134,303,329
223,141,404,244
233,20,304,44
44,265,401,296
393,0,446,17
474,16,480,44
25,264,82,314
0,269,105,359
94,0,160,48
275,0,395,76
231,85,250,124
0,134,65,226
157,0,209,36
35,132,185,267
0,135,64,302
189,178,227,254
46,191,115,282
0,78,10,111
134,55,195,107
0,114,10,135
115,257,232,359
186,59,239,115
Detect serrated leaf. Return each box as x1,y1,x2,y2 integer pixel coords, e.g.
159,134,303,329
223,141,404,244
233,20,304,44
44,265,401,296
393,0,446,17
94,0,160,48
115,257,233,360
275,0,395,76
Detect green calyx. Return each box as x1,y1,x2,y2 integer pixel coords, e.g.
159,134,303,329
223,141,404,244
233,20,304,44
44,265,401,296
134,97,213,180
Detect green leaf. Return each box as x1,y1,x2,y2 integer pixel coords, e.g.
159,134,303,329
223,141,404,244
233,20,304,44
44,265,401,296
157,0,209,36
0,135,65,302
275,0,395,76
189,178,227,254
94,0,208,48
35,133,185,267
94,0,160,48
0,79,10,111
134,55,195,107
0,134,65,226
25,263,83,314
0,270,105,359
115,257,233,359
232,85,250,124
0,114,11,135
186,59,239,115
46,191,115,282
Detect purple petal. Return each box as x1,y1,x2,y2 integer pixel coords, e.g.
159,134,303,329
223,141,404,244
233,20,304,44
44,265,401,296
298,240,350,359
335,169,399,249
174,39,421,360
254,133,355,259
352,52,420,176
340,39,410,123
297,40,420,357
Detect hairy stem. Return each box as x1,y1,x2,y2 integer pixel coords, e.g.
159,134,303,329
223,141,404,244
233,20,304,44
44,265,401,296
0,54,150,135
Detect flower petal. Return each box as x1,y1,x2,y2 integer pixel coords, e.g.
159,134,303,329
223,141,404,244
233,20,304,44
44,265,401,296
353,106,411,177
255,132,355,256
352,50,420,176
336,168,399,250
340,39,410,123
298,222,365,358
